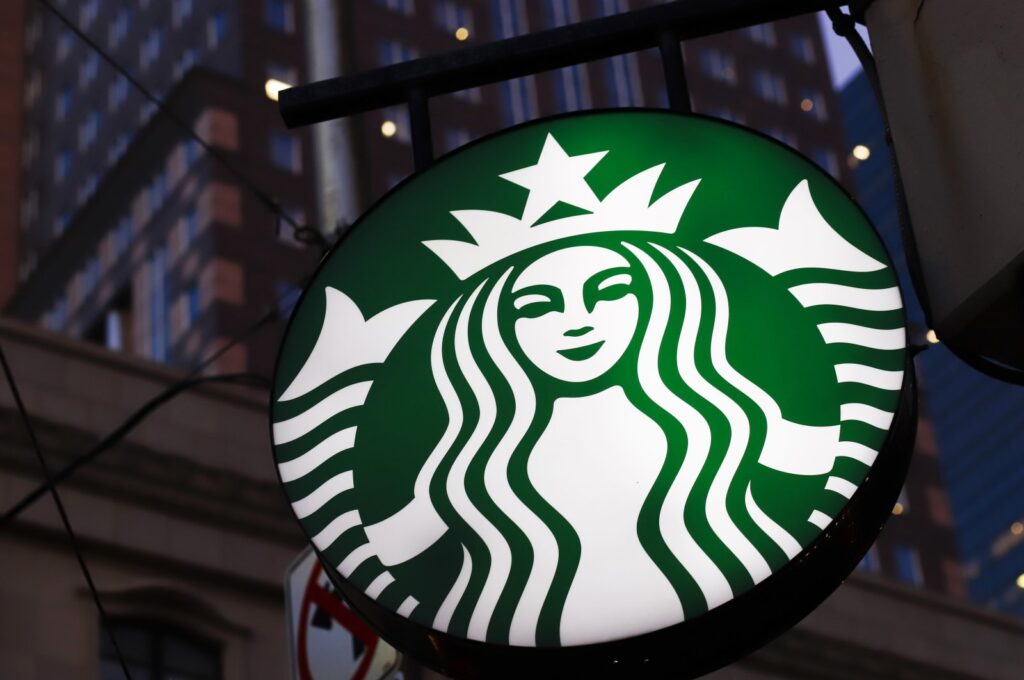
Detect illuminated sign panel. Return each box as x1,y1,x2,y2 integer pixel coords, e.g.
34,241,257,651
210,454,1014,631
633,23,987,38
271,111,914,677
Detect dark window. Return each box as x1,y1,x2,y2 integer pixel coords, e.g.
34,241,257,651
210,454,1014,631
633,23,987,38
100,621,221,680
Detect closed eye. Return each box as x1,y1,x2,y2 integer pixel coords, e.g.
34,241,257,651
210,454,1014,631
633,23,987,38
513,293,552,310
597,273,632,291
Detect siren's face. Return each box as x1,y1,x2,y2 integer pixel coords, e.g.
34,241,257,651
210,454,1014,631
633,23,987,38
511,245,638,383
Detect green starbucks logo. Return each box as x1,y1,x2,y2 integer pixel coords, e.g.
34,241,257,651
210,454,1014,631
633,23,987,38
271,112,907,653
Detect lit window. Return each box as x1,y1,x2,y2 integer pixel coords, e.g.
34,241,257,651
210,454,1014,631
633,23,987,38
443,127,471,153
768,128,798,149
752,69,787,105
79,110,102,151
81,257,100,296
376,0,415,16
56,88,74,121
378,39,419,66
699,48,738,85
277,282,302,318
78,172,100,204
811,148,839,178
208,10,229,49
149,248,170,362
79,53,100,88
894,546,924,587
173,48,199,79
150,172,169,212
107,133,131,166
604,54,642,107
26,14,42,50
709,107,746,125
452,87,481,104
80,0,100,29
114,217,132,256
183,209,200,244
857,545,880,573
25,70,42,108
47,297,68,331
140,27,166,70
108,8,133,48
172,0,195,28
265,0,296,33
183,138,202,168
109,75,129,111
270,133,302,173
186,285,202,324
56,28,73,62
789,34,816,64
99,621,221,680
493,0,534,124
55,149,73,183
745,23,777,47
55,212,72,236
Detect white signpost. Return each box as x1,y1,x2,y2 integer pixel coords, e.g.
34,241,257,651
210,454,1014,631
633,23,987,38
286,547,402,680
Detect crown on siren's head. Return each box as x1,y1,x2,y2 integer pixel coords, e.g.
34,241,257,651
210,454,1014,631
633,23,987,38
423,133,701,280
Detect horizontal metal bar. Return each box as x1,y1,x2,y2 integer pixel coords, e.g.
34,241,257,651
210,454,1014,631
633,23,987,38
280,0,843,128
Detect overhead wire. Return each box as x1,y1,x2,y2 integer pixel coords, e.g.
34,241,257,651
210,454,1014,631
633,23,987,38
34,0,331,252
0,342,135,680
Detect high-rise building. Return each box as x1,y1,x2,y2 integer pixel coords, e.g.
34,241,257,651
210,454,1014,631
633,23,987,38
841,69,1021,611
8,0,318,375
0,0,27,307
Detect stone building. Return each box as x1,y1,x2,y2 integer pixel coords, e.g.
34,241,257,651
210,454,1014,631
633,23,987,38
0,317,1020,680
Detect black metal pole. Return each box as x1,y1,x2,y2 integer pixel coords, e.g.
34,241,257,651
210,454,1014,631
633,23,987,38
279,0,842,128
658,30,691,114
408,87,434,171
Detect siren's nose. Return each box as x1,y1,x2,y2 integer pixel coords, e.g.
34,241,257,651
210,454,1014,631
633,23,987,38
565,325,594,338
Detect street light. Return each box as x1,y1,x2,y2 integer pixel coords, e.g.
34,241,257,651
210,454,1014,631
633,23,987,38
264,78,293,102
455,27,470,41
381,120,398,138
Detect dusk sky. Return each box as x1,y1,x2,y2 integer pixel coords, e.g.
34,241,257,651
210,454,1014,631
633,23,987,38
817,11,871,90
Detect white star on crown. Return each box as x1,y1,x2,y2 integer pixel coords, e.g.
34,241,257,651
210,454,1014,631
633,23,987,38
424,133,701,280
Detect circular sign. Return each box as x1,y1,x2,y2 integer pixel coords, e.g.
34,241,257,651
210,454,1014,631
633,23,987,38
271,111,915,678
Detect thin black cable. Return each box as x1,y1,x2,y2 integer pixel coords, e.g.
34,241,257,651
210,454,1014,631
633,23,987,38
0,343,134,680
0,373,269,529
0,264,315,524
828,8,1024,386
34,0,329,253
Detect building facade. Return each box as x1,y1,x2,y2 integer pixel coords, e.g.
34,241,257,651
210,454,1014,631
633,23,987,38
841,69,1024,614
0,317,1020,679
11,0,318,375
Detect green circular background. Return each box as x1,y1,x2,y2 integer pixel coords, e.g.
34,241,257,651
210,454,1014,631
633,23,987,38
271,110,906,648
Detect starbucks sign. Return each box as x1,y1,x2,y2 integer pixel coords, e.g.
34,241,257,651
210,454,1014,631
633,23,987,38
271,111,914,677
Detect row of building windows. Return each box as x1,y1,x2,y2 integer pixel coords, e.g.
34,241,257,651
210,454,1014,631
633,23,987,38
698,48,829,120
743,24,818,65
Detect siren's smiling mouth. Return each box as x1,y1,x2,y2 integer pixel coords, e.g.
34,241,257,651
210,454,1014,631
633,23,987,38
557,340,605,361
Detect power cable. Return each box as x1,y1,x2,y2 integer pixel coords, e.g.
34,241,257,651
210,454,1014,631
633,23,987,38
0,342,134,680
34,0,330,252
0,258,316,524
827,8,1024,386
0,372,270,529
